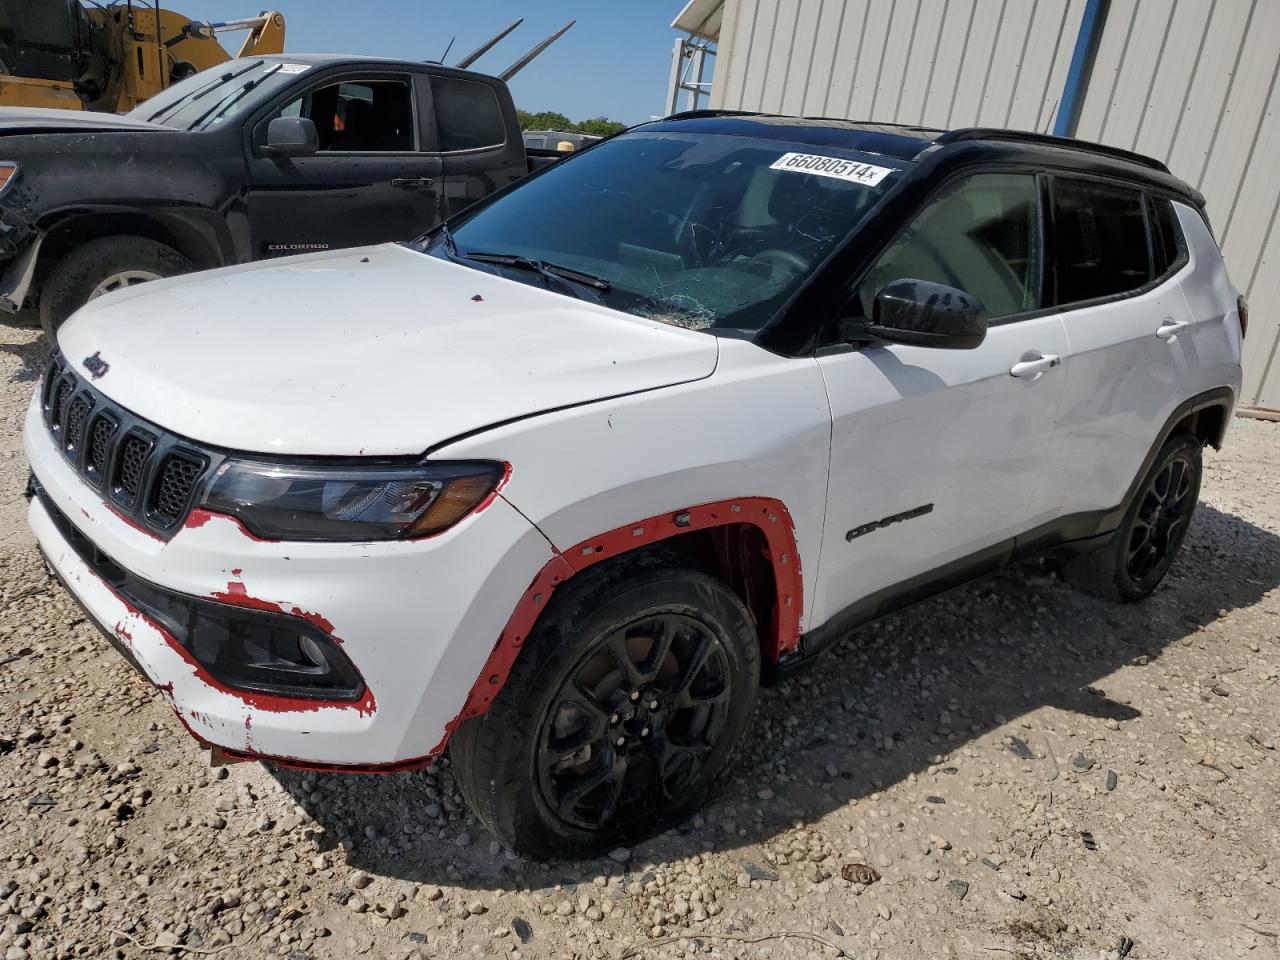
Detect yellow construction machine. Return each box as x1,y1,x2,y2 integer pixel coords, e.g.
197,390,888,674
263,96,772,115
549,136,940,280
0,0,284,113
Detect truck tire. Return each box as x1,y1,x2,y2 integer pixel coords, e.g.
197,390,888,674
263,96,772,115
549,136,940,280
1061,432,1202,602
451,553,760,859
39,236,192,339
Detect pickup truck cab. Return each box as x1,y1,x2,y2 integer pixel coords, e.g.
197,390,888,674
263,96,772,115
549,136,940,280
0,53,549,335
26,114,1243,859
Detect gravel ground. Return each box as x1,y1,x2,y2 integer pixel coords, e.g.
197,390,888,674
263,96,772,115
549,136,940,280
0,324,1276,960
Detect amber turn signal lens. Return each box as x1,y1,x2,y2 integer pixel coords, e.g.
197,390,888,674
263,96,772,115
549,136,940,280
0,163,18,196
409,472,502,535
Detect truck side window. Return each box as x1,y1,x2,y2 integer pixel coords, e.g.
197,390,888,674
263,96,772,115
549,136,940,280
430,75,505,151
854,173,1042,322
1051,179,1151,304
278,79,415,152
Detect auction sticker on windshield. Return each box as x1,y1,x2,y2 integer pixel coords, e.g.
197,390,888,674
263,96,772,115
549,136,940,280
770,153,893,186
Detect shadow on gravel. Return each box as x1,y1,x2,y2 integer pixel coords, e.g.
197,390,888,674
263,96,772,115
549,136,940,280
0,331,48,384
272,502,1280,889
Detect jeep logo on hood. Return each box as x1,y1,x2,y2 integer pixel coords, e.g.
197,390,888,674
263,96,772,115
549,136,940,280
82,351,109,380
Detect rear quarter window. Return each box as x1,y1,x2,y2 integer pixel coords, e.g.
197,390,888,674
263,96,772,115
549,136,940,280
1150,196,1187,279
1051,179,1151,305
430,75,506,151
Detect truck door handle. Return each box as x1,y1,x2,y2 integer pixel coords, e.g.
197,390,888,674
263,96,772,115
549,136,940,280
1009,352,1061,379
1156,319,1189,341
391,178,434,190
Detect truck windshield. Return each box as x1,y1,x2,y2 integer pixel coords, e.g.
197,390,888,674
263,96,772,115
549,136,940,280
129,59,301,130
421,130,906,332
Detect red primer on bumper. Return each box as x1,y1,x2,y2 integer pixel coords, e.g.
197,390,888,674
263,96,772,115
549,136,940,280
184,508,278,543
210,580,342,644
435,496,803,752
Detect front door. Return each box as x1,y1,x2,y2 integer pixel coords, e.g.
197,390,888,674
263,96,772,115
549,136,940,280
245,73,442,259
813,171,1069,627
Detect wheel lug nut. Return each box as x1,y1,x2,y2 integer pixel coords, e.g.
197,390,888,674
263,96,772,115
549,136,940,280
649,700,659,710
640,727,650,737
615,737,626,747
610,713,619,725
630,691,640,702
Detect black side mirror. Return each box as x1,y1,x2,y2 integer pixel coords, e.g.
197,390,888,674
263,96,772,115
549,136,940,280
846,278,988,350
264,116,318,157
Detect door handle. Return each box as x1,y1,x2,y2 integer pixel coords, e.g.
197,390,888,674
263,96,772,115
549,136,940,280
1009,352,1061,379
1156,319,1189,341
391,177,435,190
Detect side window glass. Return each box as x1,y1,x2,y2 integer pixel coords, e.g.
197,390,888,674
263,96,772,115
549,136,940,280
1051,179,1150,304
1151,196,1185,279
430,75,505,151
276,78,414,152
855,172,1041,321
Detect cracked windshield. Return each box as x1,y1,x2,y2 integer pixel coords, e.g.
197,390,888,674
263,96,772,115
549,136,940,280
424,131,904,331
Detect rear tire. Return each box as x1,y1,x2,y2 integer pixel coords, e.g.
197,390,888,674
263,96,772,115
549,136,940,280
1061,432,1202,602
450,554,760,860
39,236,192,339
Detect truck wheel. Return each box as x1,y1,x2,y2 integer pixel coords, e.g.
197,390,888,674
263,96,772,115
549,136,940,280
1061,432,1202,602
451,554,760,859
39,236,192,339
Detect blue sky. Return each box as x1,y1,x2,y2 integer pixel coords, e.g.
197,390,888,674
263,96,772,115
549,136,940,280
194,1,698,125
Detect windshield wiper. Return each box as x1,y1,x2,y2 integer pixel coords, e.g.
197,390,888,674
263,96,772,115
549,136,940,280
438,222,459,258
464,251,612,298
188,63,282,130
146,60,262,122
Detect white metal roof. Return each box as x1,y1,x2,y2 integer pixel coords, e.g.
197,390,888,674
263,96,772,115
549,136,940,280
672,0,724,41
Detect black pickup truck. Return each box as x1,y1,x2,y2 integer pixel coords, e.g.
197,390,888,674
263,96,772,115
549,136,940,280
0,53,560,334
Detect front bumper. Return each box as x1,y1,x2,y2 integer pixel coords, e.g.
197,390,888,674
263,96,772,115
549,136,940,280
25,395,555,767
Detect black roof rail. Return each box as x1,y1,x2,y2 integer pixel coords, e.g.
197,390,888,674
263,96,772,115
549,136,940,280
933,128,1169,173
662,109,764,121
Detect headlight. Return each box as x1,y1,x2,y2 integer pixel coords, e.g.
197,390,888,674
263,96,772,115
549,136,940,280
201,459,505,542
0,163,18,196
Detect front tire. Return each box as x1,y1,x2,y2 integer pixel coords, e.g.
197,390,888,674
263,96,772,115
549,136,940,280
39,236,193,339
1062,432,1202,601
451,554,760,859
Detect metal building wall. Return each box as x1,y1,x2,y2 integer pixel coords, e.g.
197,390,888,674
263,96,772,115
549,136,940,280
707,0,1280,411
710,0,1087,135
1074,0,1280,411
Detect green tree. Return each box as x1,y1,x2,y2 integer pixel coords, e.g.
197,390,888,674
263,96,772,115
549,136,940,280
573,117,626,137
516,109,626,135
516,109,573,131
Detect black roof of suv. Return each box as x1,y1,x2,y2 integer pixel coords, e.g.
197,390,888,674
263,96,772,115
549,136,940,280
650,111,1203,208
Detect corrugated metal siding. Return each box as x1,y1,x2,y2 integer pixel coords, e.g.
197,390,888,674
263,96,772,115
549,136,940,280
707,0,1280,409
1075,0,1280,409
710,0,1086,130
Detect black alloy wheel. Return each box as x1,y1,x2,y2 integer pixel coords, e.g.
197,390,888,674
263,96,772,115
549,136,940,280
536,612,732,833
1125,451,1196,583
1061,431,1202,602
450,554,759,859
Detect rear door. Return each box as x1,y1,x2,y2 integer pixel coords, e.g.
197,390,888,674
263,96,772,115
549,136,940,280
1042,178,1195,518
244,70,442,258
813,171,1070,626
429,72,528,220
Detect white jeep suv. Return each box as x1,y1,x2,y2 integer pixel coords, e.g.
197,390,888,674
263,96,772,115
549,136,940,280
26,114,1244,858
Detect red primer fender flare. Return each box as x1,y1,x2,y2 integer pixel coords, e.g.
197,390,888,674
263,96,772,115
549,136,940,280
433,496,803,753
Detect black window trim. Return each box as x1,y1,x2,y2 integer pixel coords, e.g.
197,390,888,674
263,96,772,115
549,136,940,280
248,68,424,157
1044,171,1190,316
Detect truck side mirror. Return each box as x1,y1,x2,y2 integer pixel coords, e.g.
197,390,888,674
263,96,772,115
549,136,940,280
264,116,318,158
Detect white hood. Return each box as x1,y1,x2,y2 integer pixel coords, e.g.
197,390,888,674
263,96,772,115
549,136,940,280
56,245,719,456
